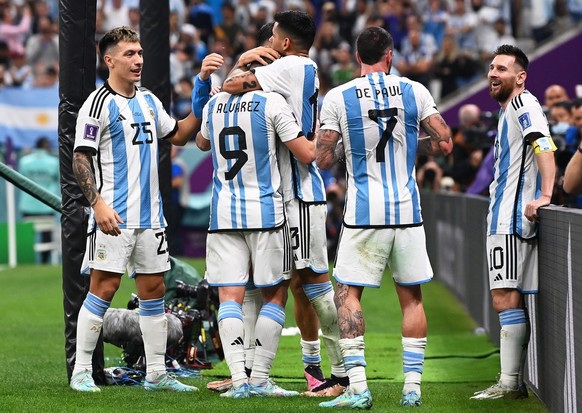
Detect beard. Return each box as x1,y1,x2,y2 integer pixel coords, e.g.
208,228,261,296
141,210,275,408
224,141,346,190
489,81,513,104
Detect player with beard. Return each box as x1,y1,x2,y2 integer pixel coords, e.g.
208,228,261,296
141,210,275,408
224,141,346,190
471,44,556,400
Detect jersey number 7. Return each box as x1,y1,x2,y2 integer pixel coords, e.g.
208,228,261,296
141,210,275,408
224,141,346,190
368,108,398,162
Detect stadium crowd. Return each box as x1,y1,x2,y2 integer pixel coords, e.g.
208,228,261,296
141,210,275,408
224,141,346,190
2,1,582,233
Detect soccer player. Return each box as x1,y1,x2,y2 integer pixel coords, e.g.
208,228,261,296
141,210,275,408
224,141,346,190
471,45,556,400
222,10,347,397
195,80,315,398
316,26,453,409
70,27,199,393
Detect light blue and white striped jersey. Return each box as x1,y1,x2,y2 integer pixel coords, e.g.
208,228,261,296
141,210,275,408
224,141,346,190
487,90,552,239
74,82,177,230
201,91,304,232
320,72,438,227
253,55,326,203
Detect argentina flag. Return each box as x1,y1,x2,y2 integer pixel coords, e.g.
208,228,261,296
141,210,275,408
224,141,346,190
0,87,59,149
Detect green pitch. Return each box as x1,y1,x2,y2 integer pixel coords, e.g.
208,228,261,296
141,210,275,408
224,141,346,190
0,261,548,412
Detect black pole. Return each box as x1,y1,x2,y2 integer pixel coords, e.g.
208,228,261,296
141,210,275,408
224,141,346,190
140,0,173,250
58,0,104,384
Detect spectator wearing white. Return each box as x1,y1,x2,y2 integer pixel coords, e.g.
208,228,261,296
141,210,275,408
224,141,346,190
101,0,130,32
447,0,478,54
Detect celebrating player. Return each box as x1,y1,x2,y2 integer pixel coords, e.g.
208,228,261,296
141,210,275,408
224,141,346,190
316,26,453,409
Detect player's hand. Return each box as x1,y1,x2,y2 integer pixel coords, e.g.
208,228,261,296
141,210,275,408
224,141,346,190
199,53,224,81
237,47,280,68
93,198,124,236
210,85,222,96
524,195,551,221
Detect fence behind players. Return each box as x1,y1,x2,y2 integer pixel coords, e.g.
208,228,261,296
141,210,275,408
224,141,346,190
423,191,582,413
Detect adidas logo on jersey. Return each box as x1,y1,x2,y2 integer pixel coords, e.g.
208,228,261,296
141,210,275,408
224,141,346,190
494,274,503,282
117,114,126,122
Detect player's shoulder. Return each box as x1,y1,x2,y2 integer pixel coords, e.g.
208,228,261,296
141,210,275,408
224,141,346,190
81,84,114,118
509,90,542,112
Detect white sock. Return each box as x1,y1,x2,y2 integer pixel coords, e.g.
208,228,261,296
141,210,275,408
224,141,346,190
72,292,110,375
499,309,528,388
339,336,367,393
218,301,247,387
139,297,167,378
243,287,261,372
310,287,345,377
72,305,104,374
250,302,285,386
402,337,427,395
301,339,321,368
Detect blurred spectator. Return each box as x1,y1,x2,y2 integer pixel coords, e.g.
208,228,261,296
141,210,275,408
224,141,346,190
416,155,444,192
127,7,140,35
544,84,570,112
33,64,57,88
214,2,245,57
348,0,372,44
478,17,516,64
188,0,215,44
549,100,575,151
379,0,408,51
310,20,342,73
450,148,483,191
563,99,582,197
423,0,449,48
31,0,54,34
0,3,31,57
329,41,357,87
172,76,194,120
396,18,436,88
433,33,481,99
18,136,60,264
450,103,494,166
8,50,32,87
0,39,9,66
101,0,130,32
25,16,58,71
447,0,478,55
530,0,554,44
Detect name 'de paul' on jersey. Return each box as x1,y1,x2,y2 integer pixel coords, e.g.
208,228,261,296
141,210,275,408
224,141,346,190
354,84,402,99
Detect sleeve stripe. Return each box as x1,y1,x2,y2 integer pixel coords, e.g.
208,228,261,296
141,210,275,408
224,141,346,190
89,87,110,119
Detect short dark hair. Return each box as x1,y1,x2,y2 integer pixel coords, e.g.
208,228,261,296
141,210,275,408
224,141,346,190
257,22,274,47
356,27,394,65
493,44,529,71
273,10,315,51
572,98,582,110
98,26,140,58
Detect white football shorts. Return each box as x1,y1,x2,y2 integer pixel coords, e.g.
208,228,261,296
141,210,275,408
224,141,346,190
205,226,293,287
487,234,538,293
87,228,170,276
333,225,433,287
285,199,329,273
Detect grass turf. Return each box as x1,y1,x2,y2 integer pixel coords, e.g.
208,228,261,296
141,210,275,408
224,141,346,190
0,261,548,412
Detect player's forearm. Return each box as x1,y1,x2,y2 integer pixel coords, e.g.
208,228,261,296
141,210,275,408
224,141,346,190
72,151,100,206
169,113,201,146
222,71,260,95
536,151,556,199
420,114,452,156
563,149,582,195
316,129,340,169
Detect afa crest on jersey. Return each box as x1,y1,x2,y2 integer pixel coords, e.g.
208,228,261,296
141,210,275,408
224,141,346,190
518,112,531,130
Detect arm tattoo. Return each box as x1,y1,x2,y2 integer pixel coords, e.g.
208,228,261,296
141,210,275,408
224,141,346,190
316,129,340,168
242,80,257,90
334,283,365,338
73,152,99,206
417,136,433,155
